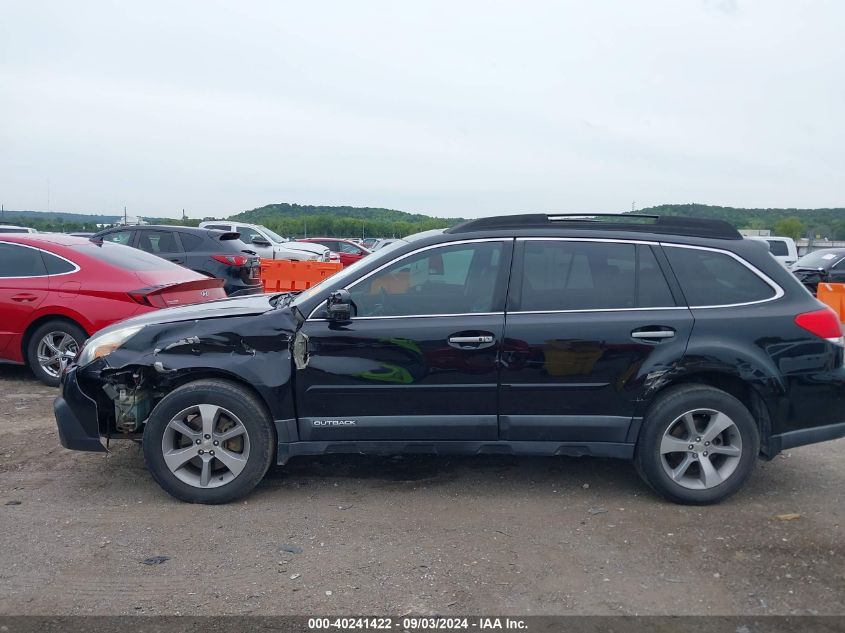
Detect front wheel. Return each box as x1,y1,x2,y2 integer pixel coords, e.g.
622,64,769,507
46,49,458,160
143,380,275,504
635,384,760,505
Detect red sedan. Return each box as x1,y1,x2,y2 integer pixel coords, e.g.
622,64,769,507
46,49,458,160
0,234,227,386
300,238,371,266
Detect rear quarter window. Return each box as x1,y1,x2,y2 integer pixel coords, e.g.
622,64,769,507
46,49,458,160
664,246,777,306
42,251,77,274
178,233,205,251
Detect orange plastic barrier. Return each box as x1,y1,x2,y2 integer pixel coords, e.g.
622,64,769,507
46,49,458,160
259,259,343,292
817,283,845,322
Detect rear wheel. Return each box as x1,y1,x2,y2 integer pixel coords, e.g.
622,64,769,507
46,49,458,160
143,380,274,504
26,320,87,387
635,384,760,504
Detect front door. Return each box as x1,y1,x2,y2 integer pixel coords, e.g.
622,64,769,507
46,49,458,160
295,239,512,441
499,239,693,444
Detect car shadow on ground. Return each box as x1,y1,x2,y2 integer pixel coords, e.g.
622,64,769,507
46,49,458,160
261,452,650,496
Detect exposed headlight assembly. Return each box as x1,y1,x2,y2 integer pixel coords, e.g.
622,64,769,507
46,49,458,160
77,325,144,366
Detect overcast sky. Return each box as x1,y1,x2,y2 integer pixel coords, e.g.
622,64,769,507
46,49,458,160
1,1,843,220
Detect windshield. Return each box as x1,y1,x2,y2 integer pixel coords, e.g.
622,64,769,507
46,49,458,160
261,227,287,243
794,250,845,269
293,237,409,305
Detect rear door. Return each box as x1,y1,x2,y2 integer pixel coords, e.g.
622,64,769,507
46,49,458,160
295,239,512,441
0,242,50,356
499,238,693,443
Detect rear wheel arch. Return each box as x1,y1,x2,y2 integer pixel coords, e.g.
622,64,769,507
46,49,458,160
634,382,761,504
643,372,773,453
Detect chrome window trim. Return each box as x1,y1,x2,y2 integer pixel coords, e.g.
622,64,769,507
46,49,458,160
306,236,786,320
507,307,689,316
509,237,784,312
0,240,80,279
309,312,504,322
306,237,510,321
517,236,660,246
660,242,785,308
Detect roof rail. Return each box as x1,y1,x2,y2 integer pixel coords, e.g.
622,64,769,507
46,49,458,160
446,213,742,240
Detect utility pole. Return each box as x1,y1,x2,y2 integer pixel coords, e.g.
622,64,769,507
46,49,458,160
124,205,127,225
182,208,187,223
47,179,51,212
362,220,365,240
304,218,307,238
631,200,635,212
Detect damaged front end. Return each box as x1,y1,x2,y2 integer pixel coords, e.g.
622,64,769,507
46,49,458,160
55,295,302,451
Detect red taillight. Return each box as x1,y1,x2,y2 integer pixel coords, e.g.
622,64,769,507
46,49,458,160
211,254,248,266
128,287,168,308
795,308,844,345
128,290,153,306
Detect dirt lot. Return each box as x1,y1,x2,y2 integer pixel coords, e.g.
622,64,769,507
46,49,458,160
0,364,843,616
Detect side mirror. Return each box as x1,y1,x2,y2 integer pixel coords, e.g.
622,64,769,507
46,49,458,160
251,235,271,247
327,288,353,321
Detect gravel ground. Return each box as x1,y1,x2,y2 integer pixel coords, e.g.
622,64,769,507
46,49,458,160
0,364,843,616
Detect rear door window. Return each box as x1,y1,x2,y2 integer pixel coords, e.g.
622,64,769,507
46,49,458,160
136,230,183,254
0,243,47,277
513,241,674,311
664,246,777,306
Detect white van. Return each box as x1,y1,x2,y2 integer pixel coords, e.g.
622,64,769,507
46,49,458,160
748,236,798,267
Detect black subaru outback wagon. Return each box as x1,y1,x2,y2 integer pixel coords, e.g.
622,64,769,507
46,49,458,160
55,214,845,504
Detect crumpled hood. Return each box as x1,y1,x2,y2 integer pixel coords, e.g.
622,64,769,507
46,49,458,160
119,294,277,330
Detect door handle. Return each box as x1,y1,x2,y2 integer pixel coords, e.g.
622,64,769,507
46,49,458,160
449,335,494,344
11,293,37,303
631,328,676,340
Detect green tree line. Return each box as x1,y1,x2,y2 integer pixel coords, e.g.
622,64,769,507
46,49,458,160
639,204,845,240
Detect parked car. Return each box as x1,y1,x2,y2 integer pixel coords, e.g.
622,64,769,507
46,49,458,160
748,236,798,267
301,237,370,266
371,238,400,251
90,225,262,297
198,222,337,263
361,237,379,249
0,234,227,386
67,232,95,238
790,248,845,294
0,224,37,233
55,213,845,505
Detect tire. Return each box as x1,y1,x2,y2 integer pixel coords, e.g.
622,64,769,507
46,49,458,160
143,379,275,504
26,319,88,387
634,384,760,505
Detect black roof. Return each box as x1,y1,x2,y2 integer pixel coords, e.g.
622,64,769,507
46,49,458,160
446,213,742,240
